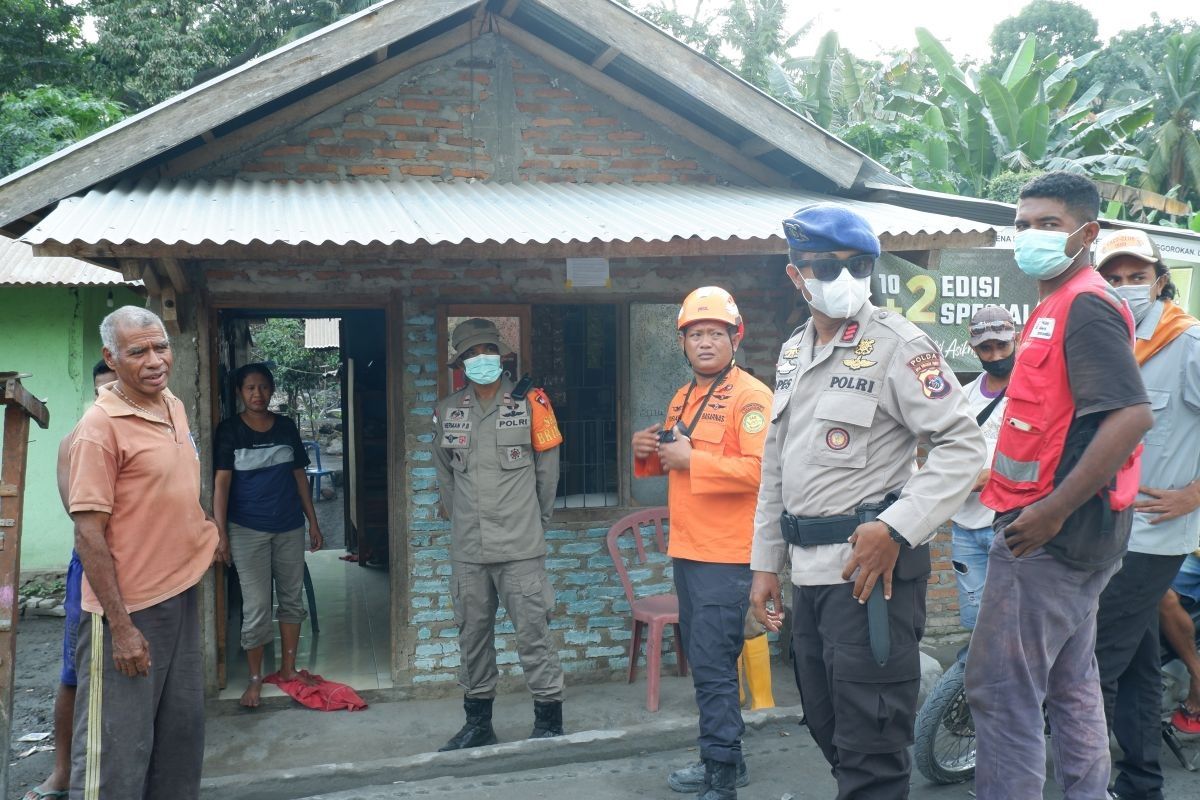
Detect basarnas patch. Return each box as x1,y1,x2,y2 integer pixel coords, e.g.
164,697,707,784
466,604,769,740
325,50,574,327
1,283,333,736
907,352,951,399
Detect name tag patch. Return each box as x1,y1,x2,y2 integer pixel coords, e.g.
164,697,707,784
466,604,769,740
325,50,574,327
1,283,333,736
1030,318,1055,339
442,421,472,432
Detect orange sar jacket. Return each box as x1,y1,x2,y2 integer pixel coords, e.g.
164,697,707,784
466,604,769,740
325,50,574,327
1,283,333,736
635,365,772,564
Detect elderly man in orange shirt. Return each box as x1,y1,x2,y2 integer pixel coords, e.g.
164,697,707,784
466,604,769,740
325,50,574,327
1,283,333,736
633,287,772,800
68,305,218,800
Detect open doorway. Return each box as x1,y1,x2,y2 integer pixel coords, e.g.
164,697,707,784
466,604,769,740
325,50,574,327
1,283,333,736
214,308,392,700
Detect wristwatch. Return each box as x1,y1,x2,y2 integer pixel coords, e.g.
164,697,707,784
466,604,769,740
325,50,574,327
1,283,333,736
884,523,910,548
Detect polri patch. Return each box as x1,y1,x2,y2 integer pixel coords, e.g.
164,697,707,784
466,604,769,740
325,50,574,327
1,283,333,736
742,411,766,433
907,352,951,400
829,375,877,394
826,428,850,450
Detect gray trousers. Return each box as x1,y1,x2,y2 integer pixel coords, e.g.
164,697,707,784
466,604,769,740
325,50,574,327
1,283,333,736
229,523,307,651
70,586,204,800
966,531,1120,800
674,558,750,764
792,576,926,800
452,557,564,701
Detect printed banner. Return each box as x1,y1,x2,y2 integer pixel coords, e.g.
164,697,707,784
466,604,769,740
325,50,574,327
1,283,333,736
874,252,1040,372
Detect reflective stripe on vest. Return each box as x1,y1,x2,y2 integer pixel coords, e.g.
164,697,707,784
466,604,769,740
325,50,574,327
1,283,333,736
993,451,1039,484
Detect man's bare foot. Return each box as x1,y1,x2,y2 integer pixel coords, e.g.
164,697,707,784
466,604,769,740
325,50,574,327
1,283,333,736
277,668,319,686
240,675,263,708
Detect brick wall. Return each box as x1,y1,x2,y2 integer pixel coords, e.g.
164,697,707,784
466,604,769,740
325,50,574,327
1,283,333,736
202,256,965,690
198,32,751,187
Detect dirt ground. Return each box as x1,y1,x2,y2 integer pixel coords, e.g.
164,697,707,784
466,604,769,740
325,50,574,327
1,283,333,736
7,615,69,798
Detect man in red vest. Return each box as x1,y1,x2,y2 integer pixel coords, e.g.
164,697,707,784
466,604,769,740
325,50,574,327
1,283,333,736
967,173,1154,799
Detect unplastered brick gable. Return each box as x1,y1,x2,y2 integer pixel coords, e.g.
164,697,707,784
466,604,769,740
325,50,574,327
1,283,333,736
199,33,752,187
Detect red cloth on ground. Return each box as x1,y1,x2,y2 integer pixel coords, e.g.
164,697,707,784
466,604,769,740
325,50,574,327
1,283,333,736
264,670,368,711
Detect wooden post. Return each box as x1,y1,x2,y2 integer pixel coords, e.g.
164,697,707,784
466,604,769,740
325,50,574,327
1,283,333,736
0,373,49,797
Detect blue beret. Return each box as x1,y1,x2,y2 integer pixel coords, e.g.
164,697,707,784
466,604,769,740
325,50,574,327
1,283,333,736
782,203,881,258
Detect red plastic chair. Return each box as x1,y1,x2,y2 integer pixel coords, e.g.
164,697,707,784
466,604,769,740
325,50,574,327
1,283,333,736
606,507,687,711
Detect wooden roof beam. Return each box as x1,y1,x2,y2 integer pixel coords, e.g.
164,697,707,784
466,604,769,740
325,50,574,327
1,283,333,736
591,46,620,71
739,138,775,158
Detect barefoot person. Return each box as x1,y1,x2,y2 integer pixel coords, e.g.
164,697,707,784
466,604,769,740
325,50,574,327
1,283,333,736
213,363,324,707
69,306,219,798
25,361,115,800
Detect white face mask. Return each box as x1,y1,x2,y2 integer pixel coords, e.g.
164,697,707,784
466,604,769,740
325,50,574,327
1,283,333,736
804,270,872,319
1113,283,1157,324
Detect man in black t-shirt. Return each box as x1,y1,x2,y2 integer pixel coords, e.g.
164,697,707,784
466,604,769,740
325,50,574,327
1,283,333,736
966,173,1153,799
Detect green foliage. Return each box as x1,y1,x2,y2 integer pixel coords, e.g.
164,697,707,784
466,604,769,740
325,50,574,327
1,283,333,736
632,0,727,62
0,0,86,90
250,318,339,438
1133,30,1200,209
1091,14,1197,111
987,1,1100,76
984,170,1044,203
85,0,378,108
0,86,126,175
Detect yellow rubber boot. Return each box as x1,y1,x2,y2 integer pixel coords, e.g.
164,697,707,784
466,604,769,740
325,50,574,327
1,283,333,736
739,635,775,710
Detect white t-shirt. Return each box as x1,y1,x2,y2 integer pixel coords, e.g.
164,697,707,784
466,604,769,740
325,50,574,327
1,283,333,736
951,373,1008,530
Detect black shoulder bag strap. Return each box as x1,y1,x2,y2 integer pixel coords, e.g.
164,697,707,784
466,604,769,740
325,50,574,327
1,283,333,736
975,388,1006,426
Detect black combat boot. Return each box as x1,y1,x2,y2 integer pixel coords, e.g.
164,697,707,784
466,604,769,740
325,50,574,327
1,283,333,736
529,699,564,738
667,758,748,793
438,697,498,751
697,758,739,800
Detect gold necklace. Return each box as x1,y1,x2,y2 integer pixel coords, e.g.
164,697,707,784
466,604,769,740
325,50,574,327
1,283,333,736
113,385,175,434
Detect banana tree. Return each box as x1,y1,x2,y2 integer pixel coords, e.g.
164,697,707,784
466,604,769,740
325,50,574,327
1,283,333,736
1133,31,1200,209
913,29,1153,196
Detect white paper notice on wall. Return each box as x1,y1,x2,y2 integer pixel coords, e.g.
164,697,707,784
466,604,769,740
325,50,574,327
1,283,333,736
565,257,611,288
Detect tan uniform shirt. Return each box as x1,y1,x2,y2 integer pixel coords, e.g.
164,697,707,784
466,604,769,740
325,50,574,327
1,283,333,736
433,377,560,564
750,302,986,586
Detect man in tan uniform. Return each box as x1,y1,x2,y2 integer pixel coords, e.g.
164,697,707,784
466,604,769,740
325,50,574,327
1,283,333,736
749,205,985,799
433,318,564,750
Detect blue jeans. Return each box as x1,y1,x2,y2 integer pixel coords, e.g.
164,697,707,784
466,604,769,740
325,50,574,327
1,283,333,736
951,522,994,630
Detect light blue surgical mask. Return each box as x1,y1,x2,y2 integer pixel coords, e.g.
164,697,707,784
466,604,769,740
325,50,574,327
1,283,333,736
1013,224,1087,280
462,353,503,384
1113,282,1156,324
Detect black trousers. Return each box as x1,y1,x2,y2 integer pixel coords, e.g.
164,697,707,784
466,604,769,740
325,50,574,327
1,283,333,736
1096,551,1186,800
792,578,926,800
674,558,751,764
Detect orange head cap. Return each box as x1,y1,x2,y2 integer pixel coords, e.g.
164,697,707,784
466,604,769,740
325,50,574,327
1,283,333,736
677,286,745,338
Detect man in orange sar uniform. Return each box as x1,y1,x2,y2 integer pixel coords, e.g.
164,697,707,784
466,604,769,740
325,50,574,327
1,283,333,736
632,287,772,800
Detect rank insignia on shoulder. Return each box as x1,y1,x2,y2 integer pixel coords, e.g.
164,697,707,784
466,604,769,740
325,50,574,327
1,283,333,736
841,338,877,370
840,321,860,343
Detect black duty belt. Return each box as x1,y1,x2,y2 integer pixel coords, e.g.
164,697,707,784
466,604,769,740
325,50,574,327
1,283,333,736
781,494,900,667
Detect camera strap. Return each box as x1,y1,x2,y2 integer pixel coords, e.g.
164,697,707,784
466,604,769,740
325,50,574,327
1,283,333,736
676,364,733,437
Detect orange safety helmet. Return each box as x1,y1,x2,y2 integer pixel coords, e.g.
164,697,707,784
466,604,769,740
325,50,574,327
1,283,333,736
677,286,745,338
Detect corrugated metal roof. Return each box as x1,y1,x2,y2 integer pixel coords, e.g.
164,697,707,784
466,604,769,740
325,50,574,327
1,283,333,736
305,318,340,349
23,179,992,250
0,235,132,286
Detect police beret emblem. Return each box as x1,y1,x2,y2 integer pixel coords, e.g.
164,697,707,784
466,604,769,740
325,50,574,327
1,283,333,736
783,220,808,242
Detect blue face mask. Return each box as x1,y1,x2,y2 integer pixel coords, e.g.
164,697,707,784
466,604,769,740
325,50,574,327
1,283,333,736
462,353,503,385
1012,224,1087,280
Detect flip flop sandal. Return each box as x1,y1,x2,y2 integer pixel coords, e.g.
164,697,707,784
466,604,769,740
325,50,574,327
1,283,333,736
23,789,70,800
1170,703,1200,734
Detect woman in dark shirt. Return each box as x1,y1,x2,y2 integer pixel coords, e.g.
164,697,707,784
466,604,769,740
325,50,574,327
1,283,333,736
213,364,324,707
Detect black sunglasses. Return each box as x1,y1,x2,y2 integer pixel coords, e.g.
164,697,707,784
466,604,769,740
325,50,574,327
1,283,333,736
969,319,1014,336
792,254,876,281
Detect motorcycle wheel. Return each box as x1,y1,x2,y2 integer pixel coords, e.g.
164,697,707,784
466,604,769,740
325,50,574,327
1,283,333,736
913,659,977,784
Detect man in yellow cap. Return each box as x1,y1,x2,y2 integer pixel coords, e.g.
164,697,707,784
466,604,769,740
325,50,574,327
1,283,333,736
1093,228,1200,800
633,287,772,800
434,318,564,750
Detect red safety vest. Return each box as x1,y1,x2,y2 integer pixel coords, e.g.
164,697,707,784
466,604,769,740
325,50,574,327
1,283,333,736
981,267,1141,514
